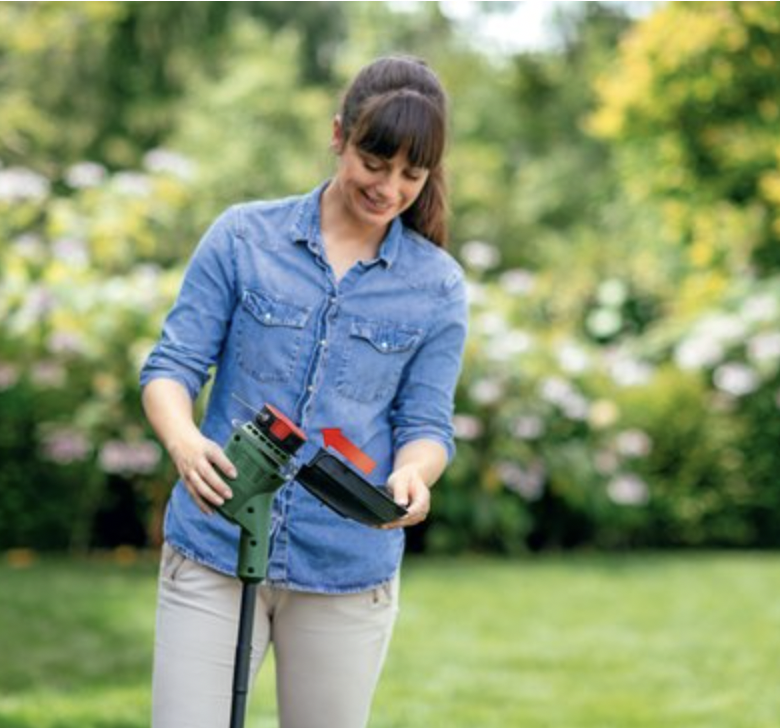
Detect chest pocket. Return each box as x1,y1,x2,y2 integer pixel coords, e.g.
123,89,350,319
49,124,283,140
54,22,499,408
236,290,311,383
337,319,424,403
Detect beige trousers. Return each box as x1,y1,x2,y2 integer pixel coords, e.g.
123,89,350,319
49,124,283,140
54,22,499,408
151,543,399,728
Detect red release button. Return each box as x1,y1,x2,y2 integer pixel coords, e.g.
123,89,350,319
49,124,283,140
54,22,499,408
266,404,307,444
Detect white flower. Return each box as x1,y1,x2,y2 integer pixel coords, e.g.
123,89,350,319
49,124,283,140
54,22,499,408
538,376,589,420
741,293,779,324
511,415,545,440
561,394,589,421
539,376,572,406
609,355,654,387
486,330,534,362
143,148,194,180
614,429,652,458
607,473,649,506
498,268,535,295
0,167,50,202
597,279,628,307
477,311,509,336
586,308,622,338
460,240,500,271
497,460,545,501
65,161,107,189
52,238,89,267
465,280,488,307
674,337,724,371
713,362,760,397
747,332,780,364
113,171,152,196
556,341,591,374
697,313,747,346
470,378,505,405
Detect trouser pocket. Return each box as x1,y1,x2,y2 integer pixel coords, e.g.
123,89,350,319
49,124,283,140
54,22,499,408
159,542,188,582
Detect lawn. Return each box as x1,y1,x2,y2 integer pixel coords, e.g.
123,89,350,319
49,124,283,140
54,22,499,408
1,551,779,727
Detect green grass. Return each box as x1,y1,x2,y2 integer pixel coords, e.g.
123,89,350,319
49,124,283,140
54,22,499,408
1,551,779,727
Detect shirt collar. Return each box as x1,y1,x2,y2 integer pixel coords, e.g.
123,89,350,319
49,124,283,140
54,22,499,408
290,181,402,270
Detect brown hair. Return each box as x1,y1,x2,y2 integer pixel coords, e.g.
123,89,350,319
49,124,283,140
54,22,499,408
337,56,449,248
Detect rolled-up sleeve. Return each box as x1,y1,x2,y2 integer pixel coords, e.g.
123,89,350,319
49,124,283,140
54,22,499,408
139,207,238,401
390,268,469,462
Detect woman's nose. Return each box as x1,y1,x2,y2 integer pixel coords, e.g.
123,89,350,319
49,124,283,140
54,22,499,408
374,171,402,199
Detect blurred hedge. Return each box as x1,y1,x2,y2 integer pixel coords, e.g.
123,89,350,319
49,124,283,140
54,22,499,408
2,2,780,553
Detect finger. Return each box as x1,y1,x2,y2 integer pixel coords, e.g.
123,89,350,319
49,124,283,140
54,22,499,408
405,483,426,509
184,477,215,515
202,458,234,500
404,480,430,517
188,468,225,508
209,444,238,481
380,517,408,530
390,480,410,508
381,502,422,530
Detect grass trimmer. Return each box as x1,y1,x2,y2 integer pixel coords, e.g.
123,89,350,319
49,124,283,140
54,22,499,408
216,403,406,728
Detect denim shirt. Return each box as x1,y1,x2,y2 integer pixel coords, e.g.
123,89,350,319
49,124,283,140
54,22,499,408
140,181,468,593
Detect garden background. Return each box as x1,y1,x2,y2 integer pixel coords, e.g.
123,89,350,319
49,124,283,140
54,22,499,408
2,2,780,726
3,1,779,555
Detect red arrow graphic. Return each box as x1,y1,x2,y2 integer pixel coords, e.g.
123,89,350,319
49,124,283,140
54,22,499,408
321,429,376,475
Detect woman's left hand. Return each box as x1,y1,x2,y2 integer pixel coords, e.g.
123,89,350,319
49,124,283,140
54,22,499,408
381,464,431,529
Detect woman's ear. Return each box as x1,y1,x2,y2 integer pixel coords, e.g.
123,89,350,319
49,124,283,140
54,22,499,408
331,115,345,153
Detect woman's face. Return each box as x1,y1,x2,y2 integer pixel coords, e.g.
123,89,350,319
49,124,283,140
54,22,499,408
332,131,430,231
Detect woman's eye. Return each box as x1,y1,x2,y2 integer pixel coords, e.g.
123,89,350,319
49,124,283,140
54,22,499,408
363,158,382,172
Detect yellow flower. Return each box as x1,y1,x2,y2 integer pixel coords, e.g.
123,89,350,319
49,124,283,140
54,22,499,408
589,400,620,430
690,240,714,268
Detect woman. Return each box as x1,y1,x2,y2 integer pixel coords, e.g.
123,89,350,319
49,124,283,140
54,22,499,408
141,55,468,728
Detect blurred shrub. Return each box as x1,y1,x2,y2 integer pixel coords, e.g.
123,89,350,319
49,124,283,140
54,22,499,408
3,3,780,554
0,156,190,550
427,246,780,553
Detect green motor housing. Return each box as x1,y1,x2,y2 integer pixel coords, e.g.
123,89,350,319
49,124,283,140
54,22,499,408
217,405,306,582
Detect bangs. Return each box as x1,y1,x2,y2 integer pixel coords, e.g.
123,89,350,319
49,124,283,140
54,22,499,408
350,91,445,170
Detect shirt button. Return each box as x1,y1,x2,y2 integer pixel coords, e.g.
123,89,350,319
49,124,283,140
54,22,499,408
264,313,272,322
320,340,327,347
381,342,389,350
308,385,315,393
330,296,337,304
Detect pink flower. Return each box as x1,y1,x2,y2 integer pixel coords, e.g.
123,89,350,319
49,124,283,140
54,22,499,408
453,414,484,441
99,440,161,474
41,428,91,464
607,474,649,506
0,363,20,391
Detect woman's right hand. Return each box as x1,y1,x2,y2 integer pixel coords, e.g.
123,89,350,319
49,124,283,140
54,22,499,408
168,431,237,515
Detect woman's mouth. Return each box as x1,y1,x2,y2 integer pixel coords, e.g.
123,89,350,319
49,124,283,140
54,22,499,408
360,189,394,215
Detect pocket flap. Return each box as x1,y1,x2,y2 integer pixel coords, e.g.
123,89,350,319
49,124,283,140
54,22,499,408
242,290,310,328
349,320,422,354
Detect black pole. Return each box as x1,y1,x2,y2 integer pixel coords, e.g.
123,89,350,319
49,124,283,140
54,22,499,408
230,580,258,728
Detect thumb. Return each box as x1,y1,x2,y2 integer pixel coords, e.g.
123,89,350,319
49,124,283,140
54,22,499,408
389,476,410,508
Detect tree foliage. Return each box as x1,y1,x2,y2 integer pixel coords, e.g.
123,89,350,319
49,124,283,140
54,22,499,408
591,1,780,277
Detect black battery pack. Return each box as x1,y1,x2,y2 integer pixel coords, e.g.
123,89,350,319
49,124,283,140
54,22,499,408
296,449,408,526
